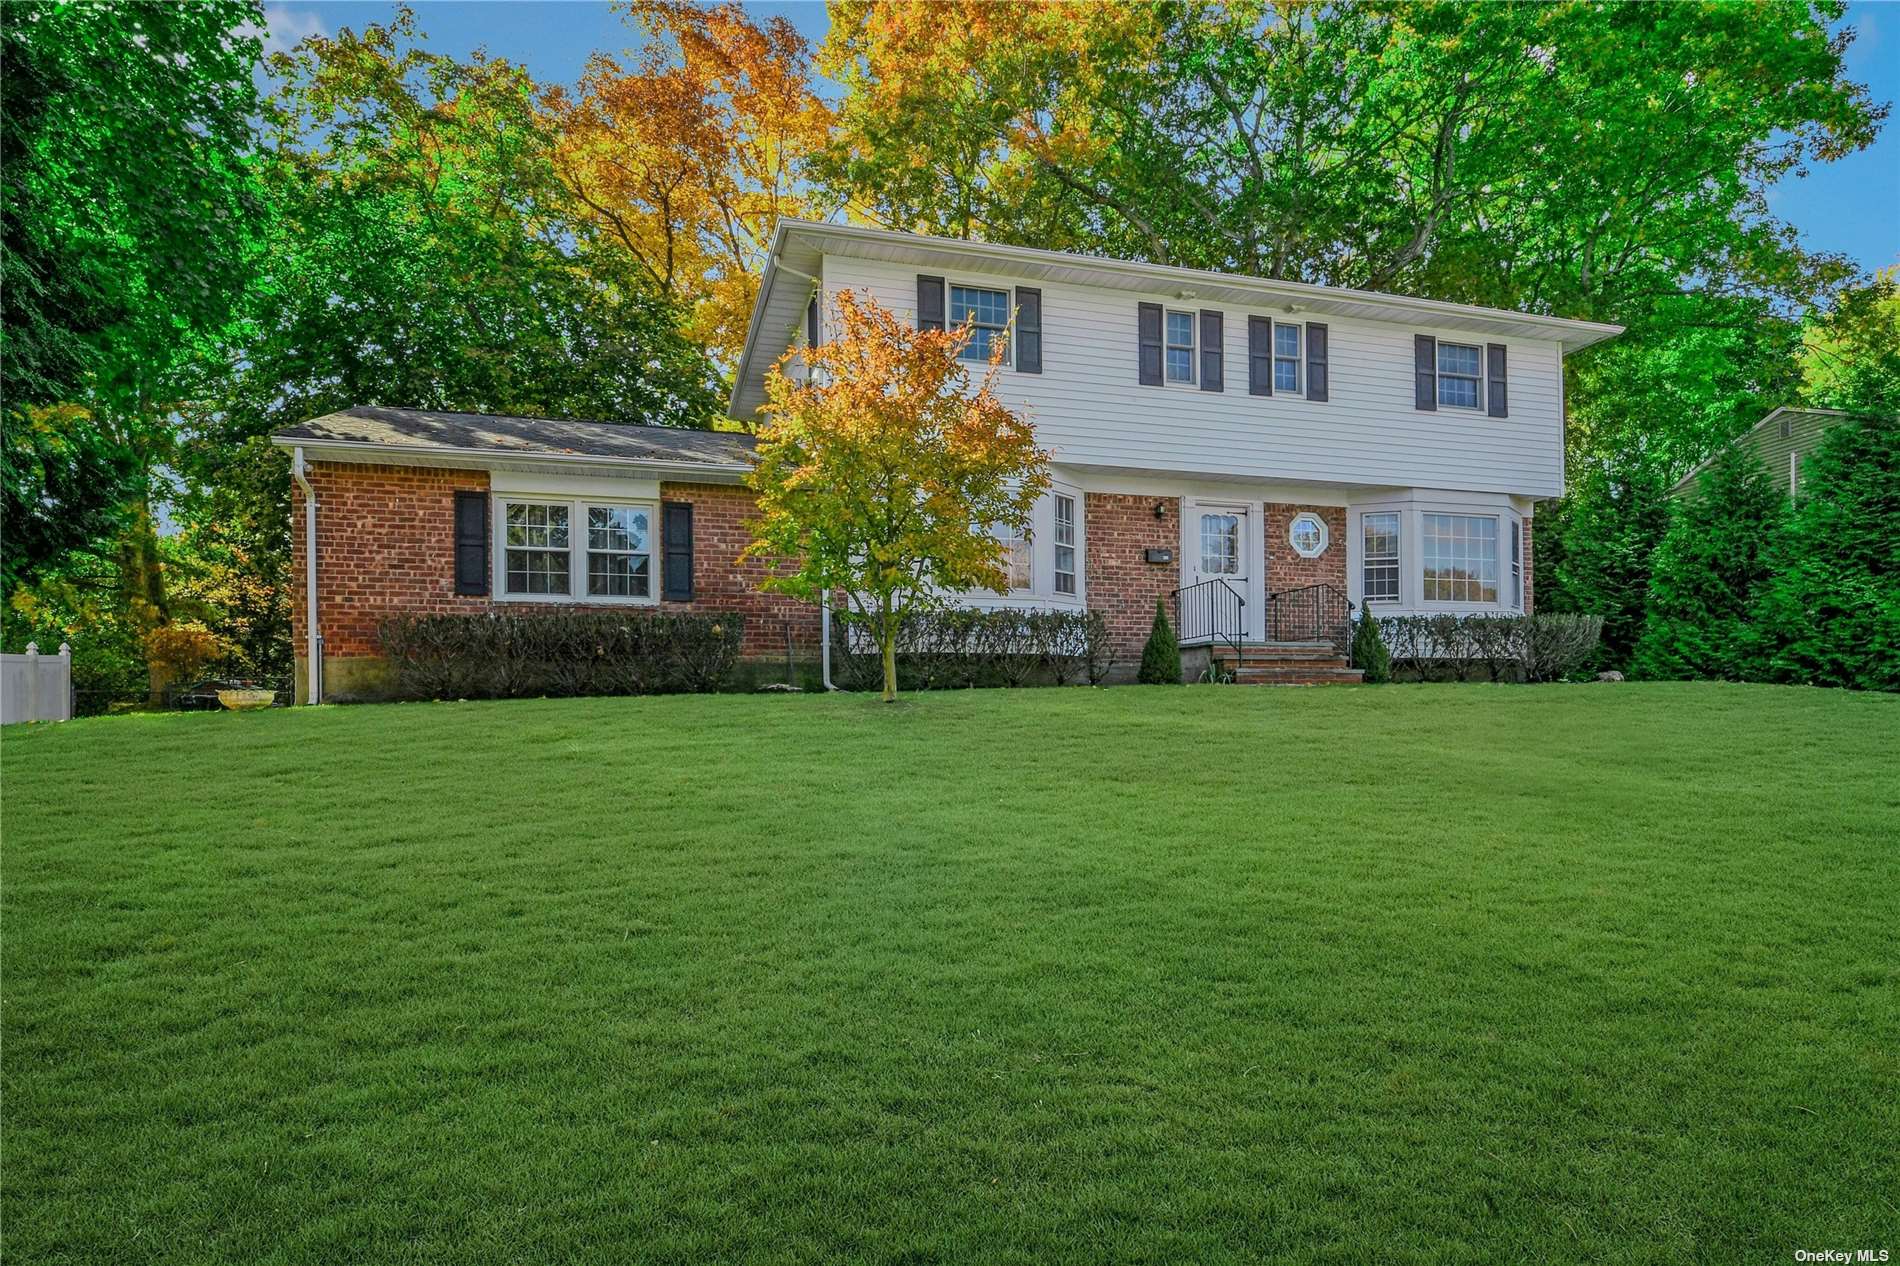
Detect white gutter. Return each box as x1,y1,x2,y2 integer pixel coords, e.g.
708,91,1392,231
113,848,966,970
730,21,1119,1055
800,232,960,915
291,447,322,705
266,434,753,482
819,590,832,691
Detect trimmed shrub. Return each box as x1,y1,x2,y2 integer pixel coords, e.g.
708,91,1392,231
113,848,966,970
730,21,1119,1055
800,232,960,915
830,608,1111,691
379,610,745,700
1349,609,1391,683
1137,600,1181,685
1372,612,1602,683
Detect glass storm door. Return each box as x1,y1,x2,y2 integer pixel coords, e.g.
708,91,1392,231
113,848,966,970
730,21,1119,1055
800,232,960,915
1183,507,1247,642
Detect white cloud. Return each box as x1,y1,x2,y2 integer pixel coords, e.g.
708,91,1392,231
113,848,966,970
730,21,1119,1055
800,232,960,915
239,5,328,61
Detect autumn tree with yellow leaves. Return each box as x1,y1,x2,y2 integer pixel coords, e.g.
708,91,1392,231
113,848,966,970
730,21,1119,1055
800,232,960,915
546,0,834,366
743,291,1050,702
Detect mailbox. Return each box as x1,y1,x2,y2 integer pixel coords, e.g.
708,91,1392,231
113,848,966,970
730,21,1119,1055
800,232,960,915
1144,548,1174,565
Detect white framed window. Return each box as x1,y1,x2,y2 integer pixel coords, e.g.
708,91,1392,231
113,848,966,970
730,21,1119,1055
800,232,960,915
950,284,1010,364
499,496,656,603
1274,322,1302,394
1437,342,1483,410
992,521,1032,591
1166,310,1195,383
586,505,652,598
1201,512,1241,575
1287,511,1328,559
1421,513,1498,603
504,501,572,595
1053,494,1077,595
1362,512,1400,603
1510,519,1522,609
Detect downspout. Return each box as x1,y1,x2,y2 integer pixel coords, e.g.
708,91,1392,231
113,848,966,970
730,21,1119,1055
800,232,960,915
820,590,833,691
291,447,322,705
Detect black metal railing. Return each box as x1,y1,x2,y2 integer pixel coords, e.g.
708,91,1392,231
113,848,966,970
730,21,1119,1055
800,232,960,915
1265,583,1355,645
1172,578,1246,670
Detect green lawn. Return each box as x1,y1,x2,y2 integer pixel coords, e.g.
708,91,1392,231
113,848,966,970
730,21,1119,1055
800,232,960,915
4,684,1896,1264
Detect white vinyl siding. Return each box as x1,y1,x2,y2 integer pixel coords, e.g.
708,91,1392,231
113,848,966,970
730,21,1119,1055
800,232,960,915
820,256,1567,497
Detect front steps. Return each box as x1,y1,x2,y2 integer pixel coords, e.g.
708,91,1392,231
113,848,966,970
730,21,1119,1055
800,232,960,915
1205,641,1364,686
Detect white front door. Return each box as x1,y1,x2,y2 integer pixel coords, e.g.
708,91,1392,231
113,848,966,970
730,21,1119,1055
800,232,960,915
1182,504,1248,643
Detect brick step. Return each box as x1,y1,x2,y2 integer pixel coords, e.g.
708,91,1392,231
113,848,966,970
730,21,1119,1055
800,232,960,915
1233,666,1365,685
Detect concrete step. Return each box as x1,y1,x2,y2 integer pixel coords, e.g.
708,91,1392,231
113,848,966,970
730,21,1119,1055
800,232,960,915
1233,666,1366,685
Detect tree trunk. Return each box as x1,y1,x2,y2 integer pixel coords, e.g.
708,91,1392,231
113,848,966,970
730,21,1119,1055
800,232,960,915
879,596,898,702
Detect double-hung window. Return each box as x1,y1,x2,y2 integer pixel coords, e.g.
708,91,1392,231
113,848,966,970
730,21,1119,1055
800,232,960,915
1362,512,1401,604
950,285,1010,364
1274,323,1302,394
1437,342,1483,410
1421,513,1498,603
992,522,1032,591
586,505,651,598
1165,311,1195,383
504,502,572,595
1053,494,1077,595
502,497,654,601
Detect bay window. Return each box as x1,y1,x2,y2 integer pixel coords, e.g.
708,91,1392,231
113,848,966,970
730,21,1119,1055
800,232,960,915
1421,513,1498,603
1362,512,1400,604
1054,494,1077,595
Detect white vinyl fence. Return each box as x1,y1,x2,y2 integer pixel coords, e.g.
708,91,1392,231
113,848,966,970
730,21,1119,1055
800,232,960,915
2,643,73,724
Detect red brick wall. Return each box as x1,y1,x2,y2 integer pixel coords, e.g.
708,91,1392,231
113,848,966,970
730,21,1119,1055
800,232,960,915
291,463,818,664
1085,493,1182,663
1264,503,1348,594
292,463,491,660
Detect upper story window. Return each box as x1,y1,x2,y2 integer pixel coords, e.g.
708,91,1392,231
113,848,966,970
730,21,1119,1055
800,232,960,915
1053,494,1077,595
1421,512,1498,603
1274,323,1302,394
1362,512,1400,603
1437,342,1483,410
950,285,1010,364
501,497,654,602
1166,311,1195,383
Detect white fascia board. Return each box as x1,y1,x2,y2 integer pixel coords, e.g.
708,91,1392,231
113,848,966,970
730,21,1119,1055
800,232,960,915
268,435,753,485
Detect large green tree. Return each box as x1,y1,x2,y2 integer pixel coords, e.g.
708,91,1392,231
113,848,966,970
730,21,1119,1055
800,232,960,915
1,0,265,602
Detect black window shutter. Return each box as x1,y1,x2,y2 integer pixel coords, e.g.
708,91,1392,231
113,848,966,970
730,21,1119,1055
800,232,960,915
662,501,694,601
1305,323,1329,402
917,275,945,332
1137,302,1163,386
453,490,488,596
1015,286,1042,373
1248,316,1273,396
1414,335,1438,411
806,295,820,350
1487,343,1508,417
1199,310,1223,392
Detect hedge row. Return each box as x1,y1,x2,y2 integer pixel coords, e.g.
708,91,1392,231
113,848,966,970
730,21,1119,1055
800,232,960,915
379,610,745,700
1367,612,1604,682
831,608,1113,690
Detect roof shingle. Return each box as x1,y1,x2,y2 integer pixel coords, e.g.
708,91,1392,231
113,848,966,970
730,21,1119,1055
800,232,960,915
272,406,757,467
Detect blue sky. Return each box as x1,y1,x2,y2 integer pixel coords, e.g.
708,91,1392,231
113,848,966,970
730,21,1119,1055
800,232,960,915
265,0,1897,276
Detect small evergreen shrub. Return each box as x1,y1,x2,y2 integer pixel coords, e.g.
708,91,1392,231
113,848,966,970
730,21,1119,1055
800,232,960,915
1137,600,1181,684
379,610,745,700
1349,609,1391,683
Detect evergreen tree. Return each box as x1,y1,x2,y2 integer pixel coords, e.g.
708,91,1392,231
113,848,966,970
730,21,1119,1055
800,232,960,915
1632,445,1787,680
1350,610,1392,683
1750,412,1900,692
1137,600,1181,685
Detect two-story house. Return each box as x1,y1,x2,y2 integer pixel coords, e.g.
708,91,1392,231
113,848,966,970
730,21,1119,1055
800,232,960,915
272,220,1620,701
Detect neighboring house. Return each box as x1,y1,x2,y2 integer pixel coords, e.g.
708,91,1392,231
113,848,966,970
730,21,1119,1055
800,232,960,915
1669,406,1856,502
272,220,1620,701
